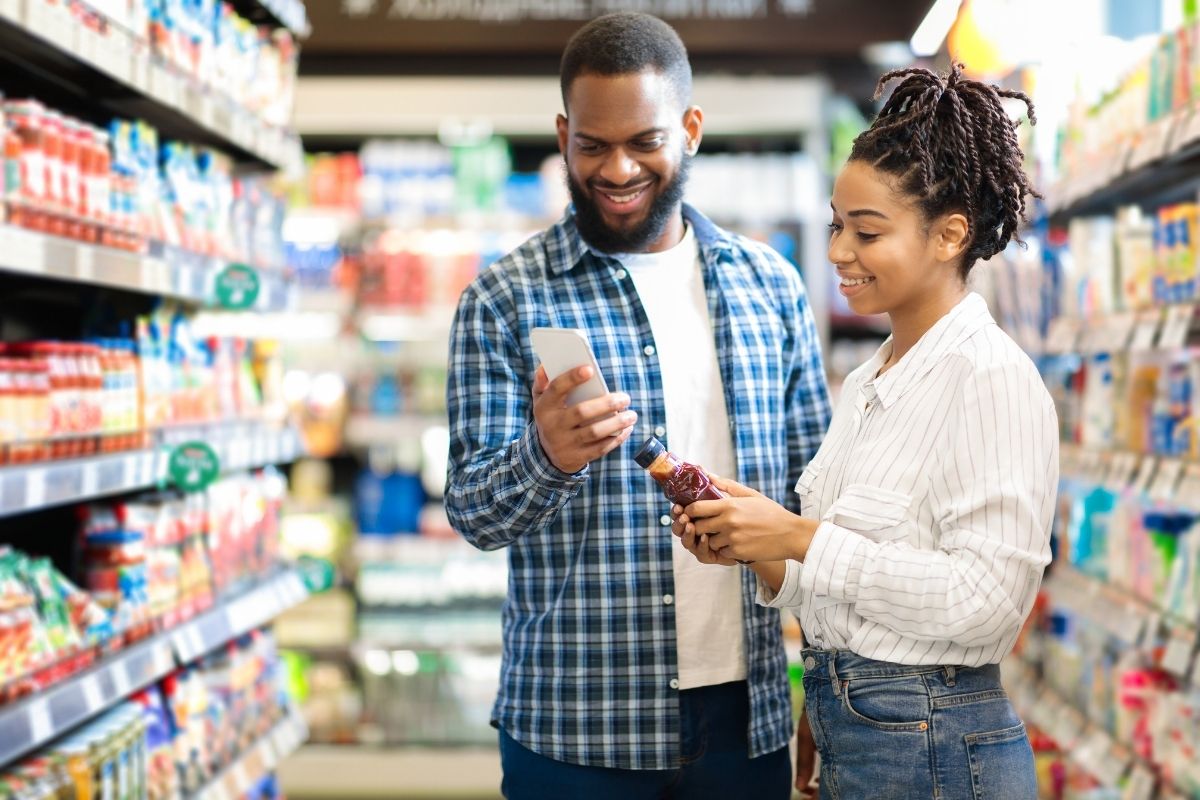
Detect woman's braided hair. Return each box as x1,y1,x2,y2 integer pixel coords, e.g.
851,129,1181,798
850,62,1040,278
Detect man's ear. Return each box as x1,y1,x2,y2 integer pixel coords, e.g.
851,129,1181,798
682,105,703,156
557,113,569,157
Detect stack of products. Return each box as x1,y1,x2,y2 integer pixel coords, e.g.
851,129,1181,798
0,548,114,703
26,0,299,130
1,98,288,270
0,312,282,465
1063,351,1200,458
77,469,288,638
1057,15,1200,185
0,631,295,799
1064,205,1200,318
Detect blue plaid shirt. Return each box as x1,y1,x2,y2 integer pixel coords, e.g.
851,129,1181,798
445,204,831,770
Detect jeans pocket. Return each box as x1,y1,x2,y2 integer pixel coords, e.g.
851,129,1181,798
964,722,1036,800
840,675,930,732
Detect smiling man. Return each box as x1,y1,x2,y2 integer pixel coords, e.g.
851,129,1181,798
445,13,831,799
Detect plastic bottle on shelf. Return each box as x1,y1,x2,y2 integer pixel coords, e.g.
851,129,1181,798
7,100,46,231
42,110,64,237
0,360,12,465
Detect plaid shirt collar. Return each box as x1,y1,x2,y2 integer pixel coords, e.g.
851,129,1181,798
549,202,736,275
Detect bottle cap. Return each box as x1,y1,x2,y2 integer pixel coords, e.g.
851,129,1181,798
634,436,665,468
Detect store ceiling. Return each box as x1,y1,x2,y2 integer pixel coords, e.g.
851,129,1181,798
300,0,936,104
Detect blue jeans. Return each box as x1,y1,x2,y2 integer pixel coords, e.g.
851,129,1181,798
802,649,1037,800
498,680,791,800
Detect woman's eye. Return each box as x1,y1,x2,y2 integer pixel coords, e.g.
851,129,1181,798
857,233,879,242
827,222,842,235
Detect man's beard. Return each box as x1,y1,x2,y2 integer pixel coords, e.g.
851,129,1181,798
566,153,691,254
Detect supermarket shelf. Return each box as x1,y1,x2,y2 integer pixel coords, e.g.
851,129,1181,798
344,415,447,448
0,227,292,310
0,423,303,519
0,2,301,172
279,745,501,800
1058,444,1200,510
1048,106,1200,221
228,0,310,38
1007,657,1138,791
1042,304,1197,357
0,569,308,769
192,708,309,800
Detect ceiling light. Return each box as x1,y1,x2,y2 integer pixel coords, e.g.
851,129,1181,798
910,0,963,57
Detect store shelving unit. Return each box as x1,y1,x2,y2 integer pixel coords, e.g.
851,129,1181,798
0,1,302,172
192,708,309,800
0,226,293,310
0,423,302,517
1008,82,1200,795
0,0,313,787
1048,106,1200,221
0,570,308,767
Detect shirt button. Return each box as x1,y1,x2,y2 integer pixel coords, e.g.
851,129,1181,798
669,678,680,690
660,514,671,526
643,345,656,356
803,656,816,671
663,594,674,605
654,426,666,437
614,268,627,280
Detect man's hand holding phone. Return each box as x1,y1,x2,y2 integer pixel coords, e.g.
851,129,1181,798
532,365,637,474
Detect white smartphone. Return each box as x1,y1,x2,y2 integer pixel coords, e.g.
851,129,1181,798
530,327,611,408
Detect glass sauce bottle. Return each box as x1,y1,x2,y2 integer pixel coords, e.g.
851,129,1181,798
633,436,724,505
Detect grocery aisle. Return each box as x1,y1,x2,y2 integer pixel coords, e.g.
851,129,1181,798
5,1,1200,799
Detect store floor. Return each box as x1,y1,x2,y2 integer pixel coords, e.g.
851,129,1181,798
280,746,503,799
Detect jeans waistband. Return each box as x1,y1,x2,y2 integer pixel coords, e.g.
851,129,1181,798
799,648,1001,684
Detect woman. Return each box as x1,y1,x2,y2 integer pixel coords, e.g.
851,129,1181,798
673,63,1056,800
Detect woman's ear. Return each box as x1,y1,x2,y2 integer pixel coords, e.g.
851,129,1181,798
934,213,970,264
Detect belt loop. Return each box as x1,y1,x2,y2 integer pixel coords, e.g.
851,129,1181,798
944,666,956,686
829,657,842,697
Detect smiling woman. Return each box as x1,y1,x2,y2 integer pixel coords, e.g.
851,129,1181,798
673,62,1054,800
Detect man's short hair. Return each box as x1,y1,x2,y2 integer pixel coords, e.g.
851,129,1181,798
560,12,692,111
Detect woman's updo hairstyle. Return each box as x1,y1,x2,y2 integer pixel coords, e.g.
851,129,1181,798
850,62,1040,278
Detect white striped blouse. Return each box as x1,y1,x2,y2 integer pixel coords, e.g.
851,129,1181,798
759,292,1058,667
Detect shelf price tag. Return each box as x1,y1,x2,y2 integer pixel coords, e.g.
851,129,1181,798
80,674,103,712
1107,312,1136,353
1178,464,1200,512
28,698,52,744
214,264,261,310
1130,309,1163,351
1132,457,1158,496
1122,764,1156,800
1150,458,1184,502
168,441,220,493
111,660,132,698
1159,305,1194,350
1161,625,1196,678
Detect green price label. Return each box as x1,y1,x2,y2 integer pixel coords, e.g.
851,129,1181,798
215,263,261,310
168,441,220,492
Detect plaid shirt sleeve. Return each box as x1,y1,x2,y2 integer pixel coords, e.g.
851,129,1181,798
444,275,589,551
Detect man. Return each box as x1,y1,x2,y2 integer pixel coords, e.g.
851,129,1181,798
445,12,830,799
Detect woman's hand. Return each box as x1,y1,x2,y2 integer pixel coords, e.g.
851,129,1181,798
680,475,817,563
671,505,738,566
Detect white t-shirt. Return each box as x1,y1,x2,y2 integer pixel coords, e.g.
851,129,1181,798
618,224,747,689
